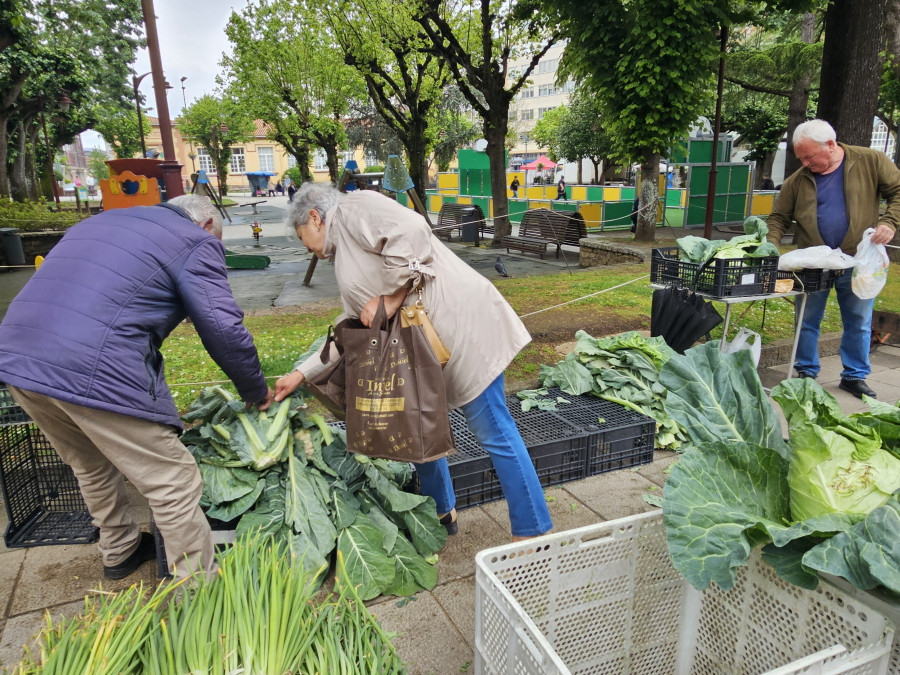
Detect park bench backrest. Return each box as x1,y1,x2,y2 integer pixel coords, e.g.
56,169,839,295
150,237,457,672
519,209,586,246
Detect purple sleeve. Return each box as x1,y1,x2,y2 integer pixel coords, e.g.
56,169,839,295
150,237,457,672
176,239,268,403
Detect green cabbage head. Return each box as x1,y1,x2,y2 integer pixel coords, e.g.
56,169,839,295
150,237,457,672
772,379,900,521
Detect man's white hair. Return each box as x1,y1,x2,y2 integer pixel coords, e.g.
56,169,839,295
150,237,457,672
168,195,223,238
793,119,837,146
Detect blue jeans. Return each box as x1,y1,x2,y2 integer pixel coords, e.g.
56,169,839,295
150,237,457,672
414,374,553,537
795,272,874,380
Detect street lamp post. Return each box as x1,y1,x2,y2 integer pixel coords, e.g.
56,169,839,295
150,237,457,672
179,76,196,172
132,72,151,157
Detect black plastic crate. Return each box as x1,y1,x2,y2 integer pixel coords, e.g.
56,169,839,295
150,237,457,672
0,383,30,425
152,515,237,578
651,247,778,297
542,389,656,475
0,422,98,547
777,267,845,293
446,391,655,509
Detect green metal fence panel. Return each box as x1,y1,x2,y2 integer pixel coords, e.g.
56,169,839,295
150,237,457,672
665,188,684,206
602,200,634,230
620,187,635,200
551,201,577,212
508,199,528,223
396,192,408,207
586,186,605,201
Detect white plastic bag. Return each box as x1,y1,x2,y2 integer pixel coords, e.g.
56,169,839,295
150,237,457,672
721,327,762,367
778,245,856,271
851,228,889,299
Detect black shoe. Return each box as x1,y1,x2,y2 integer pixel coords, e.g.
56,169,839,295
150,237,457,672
795,371,816,380
839,378,877,400
439,510,458,536
103,532,156,580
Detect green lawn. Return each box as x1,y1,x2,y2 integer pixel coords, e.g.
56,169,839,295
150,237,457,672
162,259,900,403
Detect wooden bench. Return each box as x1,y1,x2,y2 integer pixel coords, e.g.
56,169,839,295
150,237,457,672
502,209,587,258
435,203,489,241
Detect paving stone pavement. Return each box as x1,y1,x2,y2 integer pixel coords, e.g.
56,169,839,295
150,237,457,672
1,196,898,672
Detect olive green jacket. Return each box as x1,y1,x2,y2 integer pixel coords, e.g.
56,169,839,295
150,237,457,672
766,143,900,255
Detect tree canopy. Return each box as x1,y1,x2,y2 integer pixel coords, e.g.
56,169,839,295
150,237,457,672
0,0,143,201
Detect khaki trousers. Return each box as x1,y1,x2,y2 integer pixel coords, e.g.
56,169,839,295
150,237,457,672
8,386,215,580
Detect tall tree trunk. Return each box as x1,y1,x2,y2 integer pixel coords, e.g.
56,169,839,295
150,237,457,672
9,121,31,202
485,112,510,244
817,0,885,144
576,157,583,185
324,144,339,184
635,152,660,242
0,115,10,198
784,12,817,178
405,118,428,202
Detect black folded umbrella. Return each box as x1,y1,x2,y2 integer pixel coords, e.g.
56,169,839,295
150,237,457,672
651,285,723,353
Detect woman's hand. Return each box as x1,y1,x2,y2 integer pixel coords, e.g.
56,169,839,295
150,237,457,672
274,370,305,402
360,287,410,327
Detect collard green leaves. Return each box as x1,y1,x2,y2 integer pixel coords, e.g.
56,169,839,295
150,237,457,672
183,387,445,599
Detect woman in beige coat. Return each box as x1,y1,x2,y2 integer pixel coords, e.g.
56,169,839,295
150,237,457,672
274,183,552,539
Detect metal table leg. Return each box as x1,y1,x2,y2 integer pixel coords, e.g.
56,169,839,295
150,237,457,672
719,303,733,349
786,292,807,377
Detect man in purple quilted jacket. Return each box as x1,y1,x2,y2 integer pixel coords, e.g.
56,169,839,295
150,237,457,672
0,195,272,581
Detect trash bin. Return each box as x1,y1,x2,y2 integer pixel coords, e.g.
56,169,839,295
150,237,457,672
0,228,25,266
460,206,479,244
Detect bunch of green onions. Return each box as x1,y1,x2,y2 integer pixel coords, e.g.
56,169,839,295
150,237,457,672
8,535,406,674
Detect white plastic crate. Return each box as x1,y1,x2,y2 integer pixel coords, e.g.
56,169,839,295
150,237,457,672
474,511,895,675
823,576,900,675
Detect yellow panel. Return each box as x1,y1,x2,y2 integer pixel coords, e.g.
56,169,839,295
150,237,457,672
571,186,587,200
750,193,776,216
456,196,472,204
530,200,551,210
579,203,604,229
507,171,525,184
603,187,621,201
526,186,544,200
429,194,443,212
488,199,494,218
438,173,459,190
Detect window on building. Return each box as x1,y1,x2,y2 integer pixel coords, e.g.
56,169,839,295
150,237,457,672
340,150,353,168
509,109,518,121
538,107,556,119
538,84,557,97
364,152,377,166
871,118,896,160
314,149,328,171
230,147,246,174
520,87,534,99
561,80,575,94
538,58,559,74
258,146,274,172
197,147,215,174
287,154,297,168
521,109,534,121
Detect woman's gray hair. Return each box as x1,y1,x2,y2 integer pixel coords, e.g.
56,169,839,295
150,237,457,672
168,194,223,237
793,119,836,146
284,182,344,243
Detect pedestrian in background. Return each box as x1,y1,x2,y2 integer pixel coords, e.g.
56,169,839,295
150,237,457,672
0,195,273,582
510,176,520,198
767,119,900,399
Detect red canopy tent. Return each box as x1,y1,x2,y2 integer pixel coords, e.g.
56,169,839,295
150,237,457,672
520,155,557,170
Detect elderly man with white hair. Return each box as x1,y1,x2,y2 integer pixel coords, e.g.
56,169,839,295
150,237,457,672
0,195,273,581
767,119,900,399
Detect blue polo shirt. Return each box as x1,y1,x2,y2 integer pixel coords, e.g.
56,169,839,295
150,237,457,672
814,156,848,248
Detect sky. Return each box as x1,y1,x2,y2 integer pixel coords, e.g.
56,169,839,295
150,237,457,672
82,0,250,149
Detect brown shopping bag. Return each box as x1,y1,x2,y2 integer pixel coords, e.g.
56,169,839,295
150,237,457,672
303,323,354,420
344,297,454,463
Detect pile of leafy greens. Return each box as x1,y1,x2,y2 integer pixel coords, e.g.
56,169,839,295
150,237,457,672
661,342,900,595
182,386,447,600
528,331,687,451
677,216,780,263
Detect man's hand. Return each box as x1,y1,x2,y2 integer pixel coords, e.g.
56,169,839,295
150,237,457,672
871,223,896,246
249,386,274,411
274,370,304,402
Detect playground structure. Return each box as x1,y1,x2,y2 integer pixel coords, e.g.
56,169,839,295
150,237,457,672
393,139,776,233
